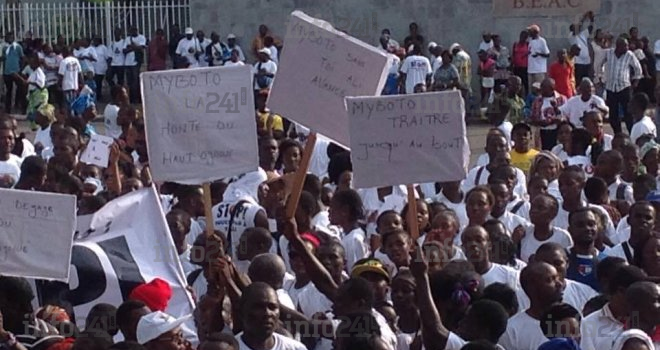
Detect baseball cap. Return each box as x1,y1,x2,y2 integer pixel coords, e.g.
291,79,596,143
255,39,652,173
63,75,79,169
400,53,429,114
227,33,236,39
258,48,271,56
428,41,437,50
449,43,461,52
351,258,390,283
136,311,191,345
532,82,542,90
184,27,193,35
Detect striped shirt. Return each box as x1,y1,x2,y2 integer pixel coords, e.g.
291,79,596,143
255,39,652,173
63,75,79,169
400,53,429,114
603,49,643,92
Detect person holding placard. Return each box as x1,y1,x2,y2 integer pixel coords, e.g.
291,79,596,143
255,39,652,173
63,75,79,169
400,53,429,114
399,44,432,94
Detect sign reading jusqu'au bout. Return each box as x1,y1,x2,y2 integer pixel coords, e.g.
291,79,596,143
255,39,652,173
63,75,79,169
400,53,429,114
141,65,259,183
347,90,470,189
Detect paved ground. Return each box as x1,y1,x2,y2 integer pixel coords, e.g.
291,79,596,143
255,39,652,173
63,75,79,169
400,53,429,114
14,117,493,167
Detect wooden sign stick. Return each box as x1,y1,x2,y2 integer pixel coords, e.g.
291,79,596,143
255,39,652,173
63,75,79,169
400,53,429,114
285,132,318,219
202,182,214,237
406,184,420,241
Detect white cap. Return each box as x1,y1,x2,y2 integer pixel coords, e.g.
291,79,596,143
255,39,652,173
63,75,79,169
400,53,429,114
258,48,271,56
449,43,461,52
227,33,236,39
136,311,190,345
428,41,437,50
184,27,193,35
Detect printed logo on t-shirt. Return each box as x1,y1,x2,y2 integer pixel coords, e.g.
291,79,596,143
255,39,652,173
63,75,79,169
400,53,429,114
578,263,592,276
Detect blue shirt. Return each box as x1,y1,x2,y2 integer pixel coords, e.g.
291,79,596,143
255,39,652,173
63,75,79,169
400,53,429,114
3,43,23,74
566,250,607,292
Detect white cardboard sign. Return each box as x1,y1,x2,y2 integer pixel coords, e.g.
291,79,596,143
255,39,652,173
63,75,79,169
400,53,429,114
141,65,258,183
80,134,113,168
347,90,470,188
0,189,76,281
267,10,391,147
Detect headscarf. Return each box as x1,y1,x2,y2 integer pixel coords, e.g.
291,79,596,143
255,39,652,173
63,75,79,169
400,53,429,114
611,329,654,350
537,338,582,350
222,168,268,205
71,93,95,116
640,140,659,160
530,151,564,180
37,104,56,123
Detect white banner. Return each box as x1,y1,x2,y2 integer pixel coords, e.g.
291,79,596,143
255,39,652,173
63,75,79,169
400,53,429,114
141,65,259,183
33,187,195,332
346,90,470,189
268,10,391,147
0,189,76,281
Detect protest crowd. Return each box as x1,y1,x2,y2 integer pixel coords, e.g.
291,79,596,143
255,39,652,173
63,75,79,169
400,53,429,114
0,7,659,350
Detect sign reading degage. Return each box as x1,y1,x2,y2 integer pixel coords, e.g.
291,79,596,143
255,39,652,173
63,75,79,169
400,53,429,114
493,0,601,17
141,65,258,183
347,90,470,189
267,10,391,147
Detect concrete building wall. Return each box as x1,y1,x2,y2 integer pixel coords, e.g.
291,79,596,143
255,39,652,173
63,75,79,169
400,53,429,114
192,0,655,61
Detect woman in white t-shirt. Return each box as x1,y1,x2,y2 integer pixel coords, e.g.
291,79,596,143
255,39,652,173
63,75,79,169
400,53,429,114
518,194,573,262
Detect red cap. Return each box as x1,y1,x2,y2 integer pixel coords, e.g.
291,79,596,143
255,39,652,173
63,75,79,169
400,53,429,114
129,278,173,312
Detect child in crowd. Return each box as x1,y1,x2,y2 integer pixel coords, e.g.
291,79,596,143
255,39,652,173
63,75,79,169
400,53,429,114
510,122,539,173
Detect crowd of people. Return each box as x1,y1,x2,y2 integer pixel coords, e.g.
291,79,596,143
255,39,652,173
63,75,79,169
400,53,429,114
0,9,658,350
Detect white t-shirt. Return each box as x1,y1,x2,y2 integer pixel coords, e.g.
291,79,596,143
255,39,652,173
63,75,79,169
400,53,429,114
559,94,609,128
33,126,53,152
43,54,62,87
237,332,306,350
553,202,617,242
197,38,212,67
0,154,22,185
103,104,122,139
566,155,594,176
563,279,598,312
27,67,46,91
462,165,528,200
607,178,634,205
592,42,607,83
488,211,530,236
520,226,573,262
431,55,443,77
176,37,202,67
570,29,591,65
527,37,550,74
479,40,494,52
74,46,98,74
58,56,82,91
551,144,569,161
341,227,370,272
267,45,279,65
400,55,432,94
212,201,265,261
124,35,146,66
630,116,657,143
297,283,333,318
499,311,548,350
253,60,278,90
92,45,109,75
224,61,245,67
498,121,513,144
109,40,126,66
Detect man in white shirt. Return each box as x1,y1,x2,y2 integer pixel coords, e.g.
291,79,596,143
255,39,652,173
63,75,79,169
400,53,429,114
253,48,277,91
526,24,551,93
559,78,609,128
107,28,126,88
463,149,527,200
124,25,146,104
176,27,201,68
499,262,563,350
235,283,307,350
195,30,212,67
399,44,432,94
74,38,98,75
569,11,595,84
226,33,246,62
91,36,109,101
479,31,494,52
57,47,83,106
601,37,643,134
629,92,656,143
580,265,647,350
428,42,443,80
533,243,599,312
0,117,21,188
603,201,655,264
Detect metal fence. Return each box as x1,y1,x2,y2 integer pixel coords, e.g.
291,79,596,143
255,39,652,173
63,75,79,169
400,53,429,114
0,0,190,44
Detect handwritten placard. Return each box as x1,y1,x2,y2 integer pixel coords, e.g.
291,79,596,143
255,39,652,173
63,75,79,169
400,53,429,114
0,189,76,281
141,65,258,183
267,10,391,147
492,0,601,17
347,90,470,189
80,134,113,168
